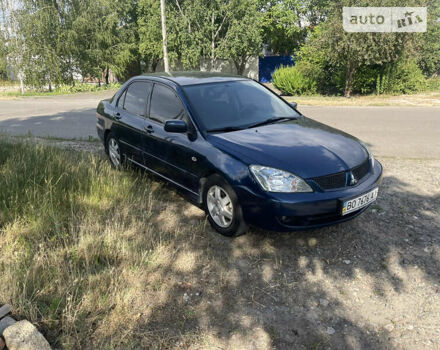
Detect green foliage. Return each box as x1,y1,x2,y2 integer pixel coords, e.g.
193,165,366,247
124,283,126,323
417,1,440,77
259,0,331,55
138,0,165,71
377,58,427,94
53,83,121,94
426,77,440,92
0,0,437,94
272,64,318,95
352,66,380,95
218,0,262,74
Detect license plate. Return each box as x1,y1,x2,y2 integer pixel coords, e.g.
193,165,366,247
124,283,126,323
342,188,378,216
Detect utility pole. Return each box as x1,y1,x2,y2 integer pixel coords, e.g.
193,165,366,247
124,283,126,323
160,0,169,73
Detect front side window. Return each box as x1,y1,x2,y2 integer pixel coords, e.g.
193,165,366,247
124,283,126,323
123,82,152,116
149,84,186,123
183,80,300,131
117,89,126,108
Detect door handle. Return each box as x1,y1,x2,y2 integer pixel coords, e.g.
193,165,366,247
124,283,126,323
114,112,122,120
145,125,154,134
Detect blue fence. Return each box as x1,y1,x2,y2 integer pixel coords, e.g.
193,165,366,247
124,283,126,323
258,56,295,83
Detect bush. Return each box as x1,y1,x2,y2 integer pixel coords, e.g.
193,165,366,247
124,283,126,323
272,64,318,95
377,58,427,94
352,66,380,95
426,77,440,92
54,82,121,94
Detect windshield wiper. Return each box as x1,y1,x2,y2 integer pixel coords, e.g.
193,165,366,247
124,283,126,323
246,117,297,129
207,126,246,133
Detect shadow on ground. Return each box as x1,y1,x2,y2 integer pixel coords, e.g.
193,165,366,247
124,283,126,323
87,166,439,349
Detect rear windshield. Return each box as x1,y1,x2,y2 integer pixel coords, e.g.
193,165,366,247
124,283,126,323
183,80,299,131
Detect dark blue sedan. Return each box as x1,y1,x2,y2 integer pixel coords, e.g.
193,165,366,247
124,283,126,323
96,72,382,236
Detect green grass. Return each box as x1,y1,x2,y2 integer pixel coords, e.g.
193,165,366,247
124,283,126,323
0,139,193,348
0,82,120,97
282,91,440,107
264,82,440,106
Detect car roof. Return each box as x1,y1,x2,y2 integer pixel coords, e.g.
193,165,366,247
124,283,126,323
140,71,249,86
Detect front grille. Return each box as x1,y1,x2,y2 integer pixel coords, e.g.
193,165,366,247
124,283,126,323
311,171,347,190
352,158,371,181
310,158,371,191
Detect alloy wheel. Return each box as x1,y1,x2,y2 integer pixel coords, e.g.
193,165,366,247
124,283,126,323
207,185,234,228
108,138,121,167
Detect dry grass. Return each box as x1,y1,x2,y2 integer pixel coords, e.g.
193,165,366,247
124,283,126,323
1,139,439,349
0,139,205,348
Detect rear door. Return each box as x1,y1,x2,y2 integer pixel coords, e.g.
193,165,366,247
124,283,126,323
113,81,152,163
142,83,201,192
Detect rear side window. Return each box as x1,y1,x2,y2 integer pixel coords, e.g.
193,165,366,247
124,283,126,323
149,84,185,123
123,82,152,116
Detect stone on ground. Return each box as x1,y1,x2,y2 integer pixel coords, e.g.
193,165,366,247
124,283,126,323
0,305,11,320
3,320,51,350
0,316,16,335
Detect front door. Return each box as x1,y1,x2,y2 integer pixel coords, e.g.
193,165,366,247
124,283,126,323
142,83,201,193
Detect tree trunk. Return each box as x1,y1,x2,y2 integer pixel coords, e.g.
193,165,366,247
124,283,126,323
152,59,159,72
211,12,215,69
234,57,247,76
344,63,355,98
18,71,24,94
160,0,169,73
105,67,110,85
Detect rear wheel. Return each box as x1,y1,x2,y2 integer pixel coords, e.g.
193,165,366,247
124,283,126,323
203,175,248,237
106,133,123,169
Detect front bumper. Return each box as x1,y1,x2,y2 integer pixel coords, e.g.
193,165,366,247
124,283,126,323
236,160,383,232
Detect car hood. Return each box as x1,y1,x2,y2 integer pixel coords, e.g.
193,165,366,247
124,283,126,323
206,117,368,179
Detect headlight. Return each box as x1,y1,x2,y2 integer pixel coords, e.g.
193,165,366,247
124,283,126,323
249,165,313,193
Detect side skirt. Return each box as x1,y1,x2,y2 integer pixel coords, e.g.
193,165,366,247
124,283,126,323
126,157,202,205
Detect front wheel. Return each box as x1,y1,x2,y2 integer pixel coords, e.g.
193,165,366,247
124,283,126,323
203,175,248,237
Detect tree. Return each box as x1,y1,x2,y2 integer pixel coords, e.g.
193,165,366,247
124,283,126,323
138,0,175,71
71,0,139,84
218,0,262,75
1,0,26,91
258,0,330,55
304,0,425,97
417,0,440,76
18,0,68,90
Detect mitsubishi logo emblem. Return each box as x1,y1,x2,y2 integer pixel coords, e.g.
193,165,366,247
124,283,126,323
350,172,358,186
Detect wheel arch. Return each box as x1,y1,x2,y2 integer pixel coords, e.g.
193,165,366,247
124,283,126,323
103,129,112,152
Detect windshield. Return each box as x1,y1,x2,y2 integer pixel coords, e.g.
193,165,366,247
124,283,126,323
182,80,300,132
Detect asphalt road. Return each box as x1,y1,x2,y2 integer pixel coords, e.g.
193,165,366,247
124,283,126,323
0,92,439,159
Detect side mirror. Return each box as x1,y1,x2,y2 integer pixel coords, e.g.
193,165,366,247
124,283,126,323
164,120,188,133
290,102,298,109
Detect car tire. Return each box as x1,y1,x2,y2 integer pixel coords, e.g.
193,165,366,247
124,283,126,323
106,133,124,169
203,174,248,237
